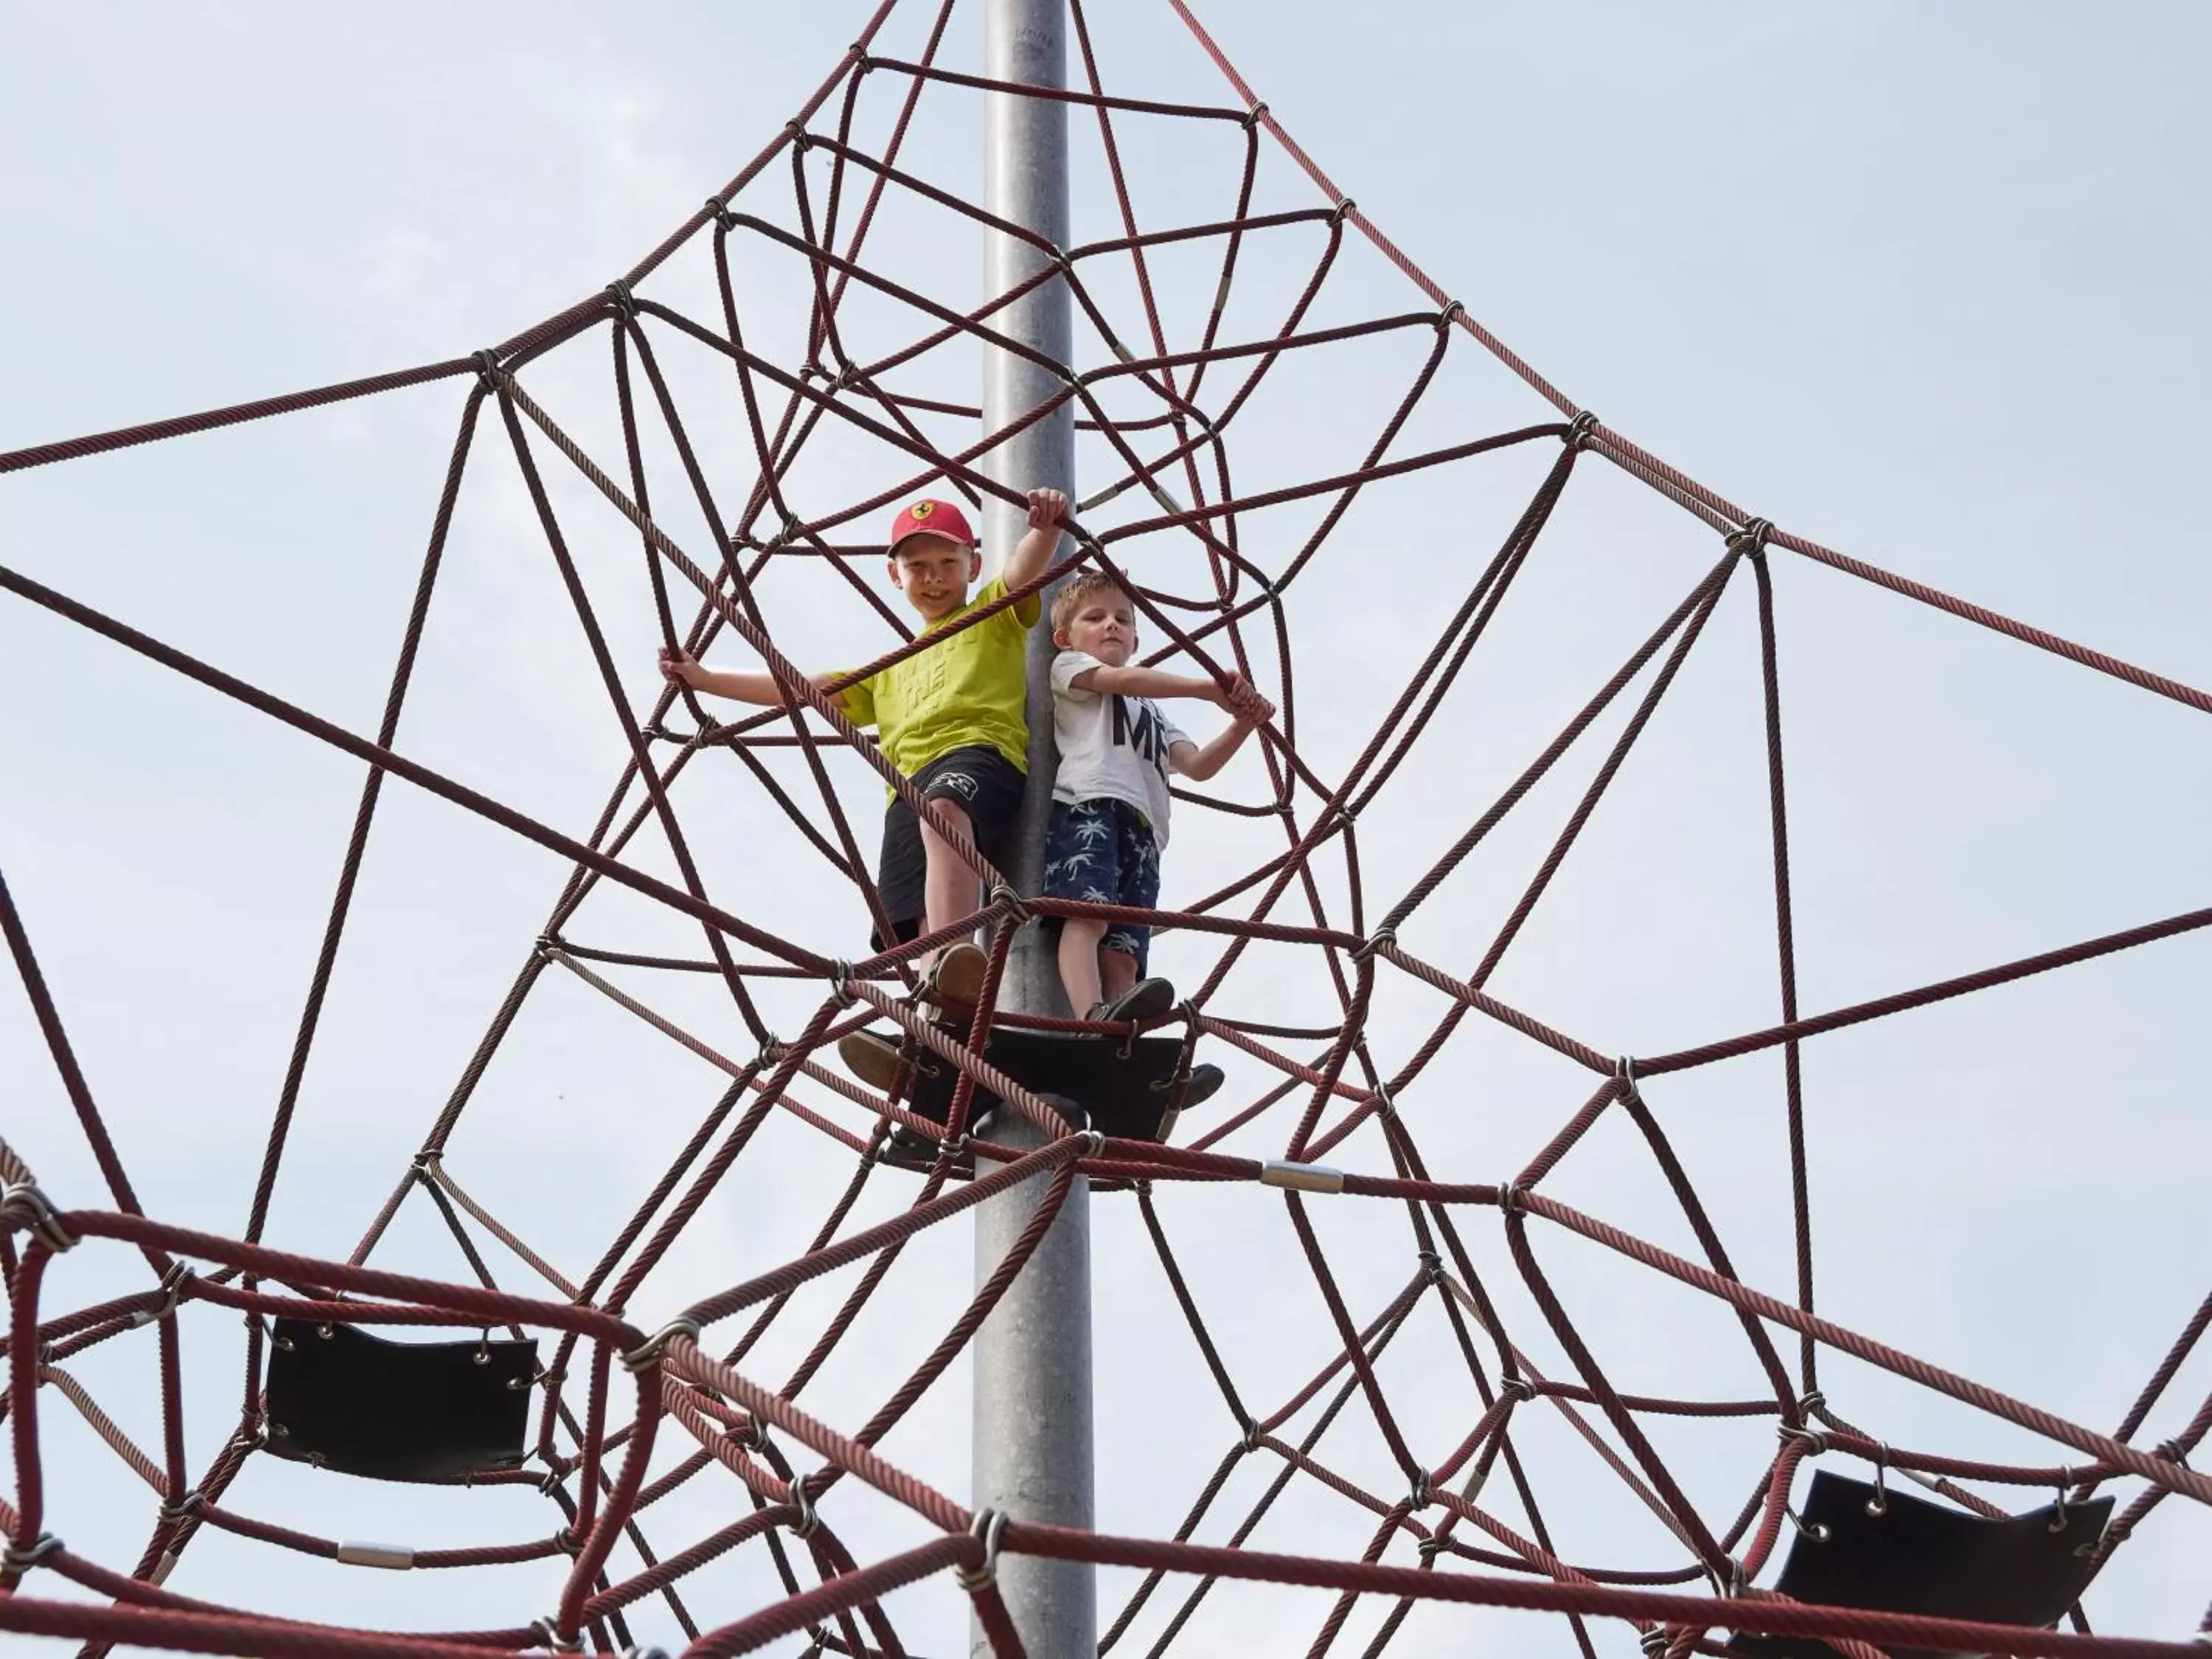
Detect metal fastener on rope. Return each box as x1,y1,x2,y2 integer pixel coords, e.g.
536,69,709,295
1242,101,1269,130
128,1261,194,1326
1437,300,1464,330
956,1507,1007,1593
1259,1160,1345,1194
785,121,813,150
1865,1443,1891,1516
1784,1502,1829,1543
1352,926,1396,963
1496,1179,1526,1217
604,279,636,319
335,1540,416,1571
2157,1437,2191,1466
1500,1375,1538,1405
756,1035,786,1070
1333,197,1357,223
1641,1629,1673,1658
1417,1534,1449,1562
552,1526,580,1558
1416,1246,1440,1281
1615,1054,1642,1103
1777,1422,1829,1453
531,1615,583,1654
619,1318,701,1374
619,1649,672,1659
987,881,1032,925
159,1491,205,1526
1408,1470,1433,1510
473,349,503,392
2050,1470,2074,1533
1076,1129,1106,1159
1798,1388,1829,1422
1565,409,1601,452
705,194,733,229
1,1181,76,1252
787,1478,820,1540
1239,1416,1263,1454
1,1533,63,1575
1728,517,1775,558
828,961,858,1008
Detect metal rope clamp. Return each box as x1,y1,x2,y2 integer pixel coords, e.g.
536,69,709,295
1565,409,1601,452
130,1260,195,1327
619,1317,702,1375
987,881,1032,927
1498,1375,1538,1406
1615,1054,1642,1105
473,349,504,394
787,1478,821,1540
1352,926,1397,964
1242,101,1269,131
1,1532,63,1577
956,1507,1008,1593
828,961,859,1009
1728,517,1775,559
1640,1627,1674,1657
1,1181,76,1253
603,279,636,321
531,1615,583,1654
159,1491,205,1527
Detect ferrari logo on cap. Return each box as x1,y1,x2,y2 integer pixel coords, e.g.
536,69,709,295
909,501,935,518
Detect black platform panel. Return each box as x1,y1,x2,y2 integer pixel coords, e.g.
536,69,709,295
263,1317,537,1481
880,1024,1193,1172
1729,1470,2112,1659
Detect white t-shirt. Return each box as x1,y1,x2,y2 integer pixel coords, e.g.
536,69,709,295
1049,650,1192,848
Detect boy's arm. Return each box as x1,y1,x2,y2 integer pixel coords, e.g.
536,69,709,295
1000,487,1071,597
1169,682,1276,783
659,645,828,711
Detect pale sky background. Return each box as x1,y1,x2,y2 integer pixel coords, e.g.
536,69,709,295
3,4,2208,1656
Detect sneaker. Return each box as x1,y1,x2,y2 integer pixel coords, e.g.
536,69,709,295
1178,1063,1225,1110
925,941,990,1014
1089,977,1175,1027
838,1031,910,1094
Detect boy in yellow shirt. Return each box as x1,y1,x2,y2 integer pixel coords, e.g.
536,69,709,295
660,488,1067,1012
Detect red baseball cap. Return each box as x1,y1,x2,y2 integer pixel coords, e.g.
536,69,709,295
886,498,977,556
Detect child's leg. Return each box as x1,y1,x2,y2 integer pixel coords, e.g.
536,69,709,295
1098,941,1140,1004
1057,918,1107,1014
917,799,980,946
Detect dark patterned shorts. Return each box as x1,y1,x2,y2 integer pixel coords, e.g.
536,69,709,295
874,744,1025,949
1041,796,1161,971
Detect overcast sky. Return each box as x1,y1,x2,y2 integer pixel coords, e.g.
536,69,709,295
4,3,2208,1655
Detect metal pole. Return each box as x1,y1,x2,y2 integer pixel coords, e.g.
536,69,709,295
974,2,1093,1657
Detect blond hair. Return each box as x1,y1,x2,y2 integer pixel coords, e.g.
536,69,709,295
1049,568,1131,636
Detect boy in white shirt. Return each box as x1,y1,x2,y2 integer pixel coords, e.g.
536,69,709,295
1042,569,1273,1024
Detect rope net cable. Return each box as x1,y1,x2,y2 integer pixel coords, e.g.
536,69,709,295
3,4,2208,1656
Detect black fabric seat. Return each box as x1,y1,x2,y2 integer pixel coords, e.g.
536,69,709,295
1730,1469,2112,1659
880,1023,1195,1172
263,1316,537,1481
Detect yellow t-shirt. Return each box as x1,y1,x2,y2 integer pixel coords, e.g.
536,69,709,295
838,575,1041,783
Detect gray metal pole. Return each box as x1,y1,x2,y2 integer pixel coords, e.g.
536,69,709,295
973,2,1093,1656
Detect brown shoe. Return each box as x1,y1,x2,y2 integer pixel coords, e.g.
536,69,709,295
838,1031,910,1094
925,941,990,1014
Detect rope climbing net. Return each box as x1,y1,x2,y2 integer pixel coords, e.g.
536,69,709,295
4,3,2209,1656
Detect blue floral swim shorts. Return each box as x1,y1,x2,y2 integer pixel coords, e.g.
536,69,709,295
1041,797,1162,970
